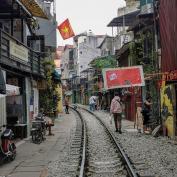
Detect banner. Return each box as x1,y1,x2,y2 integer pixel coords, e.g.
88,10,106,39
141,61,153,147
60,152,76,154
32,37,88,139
102,66,145,90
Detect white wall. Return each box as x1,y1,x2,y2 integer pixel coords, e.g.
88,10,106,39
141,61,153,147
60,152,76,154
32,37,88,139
0,96,6,130
25,77,32,137
76,35,102,74
33,88,39,118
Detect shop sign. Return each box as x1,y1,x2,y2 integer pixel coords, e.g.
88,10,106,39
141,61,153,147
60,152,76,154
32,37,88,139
162,70,177,81
10,41,28,62
102,66,145,90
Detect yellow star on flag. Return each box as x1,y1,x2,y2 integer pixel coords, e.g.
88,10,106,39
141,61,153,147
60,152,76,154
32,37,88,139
57,18,75,40
62,26,69,33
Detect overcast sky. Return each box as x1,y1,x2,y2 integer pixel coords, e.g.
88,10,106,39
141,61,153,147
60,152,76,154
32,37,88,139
56,0,126,46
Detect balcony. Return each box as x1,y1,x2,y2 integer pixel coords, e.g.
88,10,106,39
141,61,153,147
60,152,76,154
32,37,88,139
0,29,44,77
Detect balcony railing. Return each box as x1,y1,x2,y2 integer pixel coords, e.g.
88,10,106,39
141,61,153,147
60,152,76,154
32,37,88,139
0,29,44,77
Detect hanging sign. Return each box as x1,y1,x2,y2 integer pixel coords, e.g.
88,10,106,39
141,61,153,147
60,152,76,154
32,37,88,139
10,41,28,62
102,66,145,90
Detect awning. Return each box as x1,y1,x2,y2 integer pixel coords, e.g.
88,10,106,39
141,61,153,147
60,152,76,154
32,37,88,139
19,0,48,19
107,10,140,27
115,42,130,58
6,84,20,96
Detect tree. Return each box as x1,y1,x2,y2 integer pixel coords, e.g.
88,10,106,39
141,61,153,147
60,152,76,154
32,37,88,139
39,60,61,115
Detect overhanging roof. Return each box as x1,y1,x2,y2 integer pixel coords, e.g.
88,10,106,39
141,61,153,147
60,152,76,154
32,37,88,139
19,0,48,19
107,10,140,27
116,43,130,58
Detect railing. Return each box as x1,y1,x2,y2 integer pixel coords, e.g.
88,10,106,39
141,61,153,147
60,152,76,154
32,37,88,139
0,29,44,77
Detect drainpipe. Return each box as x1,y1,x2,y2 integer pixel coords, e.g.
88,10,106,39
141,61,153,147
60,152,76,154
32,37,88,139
153,0,161,124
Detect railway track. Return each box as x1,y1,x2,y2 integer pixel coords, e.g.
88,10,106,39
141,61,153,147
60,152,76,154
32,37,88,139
71,106,138,177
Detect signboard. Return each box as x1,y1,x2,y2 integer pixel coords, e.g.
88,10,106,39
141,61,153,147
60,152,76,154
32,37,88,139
162,70,177,81
10,41,28,62
102,66,145,90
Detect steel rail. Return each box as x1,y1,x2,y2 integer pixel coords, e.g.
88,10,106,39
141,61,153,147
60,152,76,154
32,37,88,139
70,107,86,177
80,107,139,177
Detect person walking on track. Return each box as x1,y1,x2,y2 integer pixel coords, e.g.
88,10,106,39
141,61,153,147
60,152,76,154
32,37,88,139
89,95,96,111
110,92,123,133
64,97,69,114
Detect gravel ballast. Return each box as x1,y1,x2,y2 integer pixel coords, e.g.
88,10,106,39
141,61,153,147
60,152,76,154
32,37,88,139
93,110,177,177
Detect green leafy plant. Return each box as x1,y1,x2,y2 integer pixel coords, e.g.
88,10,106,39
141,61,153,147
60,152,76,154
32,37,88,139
90,55,117,69
129,30,156,74
39,60,61,115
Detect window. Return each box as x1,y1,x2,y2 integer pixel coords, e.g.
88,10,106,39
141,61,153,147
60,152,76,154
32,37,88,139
69,50,74,60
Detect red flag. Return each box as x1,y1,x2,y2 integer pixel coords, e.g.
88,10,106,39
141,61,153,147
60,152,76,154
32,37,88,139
57,19,75,40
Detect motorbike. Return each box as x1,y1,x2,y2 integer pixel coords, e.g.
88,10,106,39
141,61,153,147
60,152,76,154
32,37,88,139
0,125,16,164
35,113,47,136
31,113,47,144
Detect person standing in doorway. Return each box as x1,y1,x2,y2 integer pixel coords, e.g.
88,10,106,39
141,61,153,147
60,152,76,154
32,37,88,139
110,92,123,133
142,96,152,132
64,97,69,114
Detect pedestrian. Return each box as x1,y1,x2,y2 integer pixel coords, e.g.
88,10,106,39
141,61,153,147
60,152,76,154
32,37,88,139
64,97,69,114
89,95,96,111
110,92,123,133
141,96,152,133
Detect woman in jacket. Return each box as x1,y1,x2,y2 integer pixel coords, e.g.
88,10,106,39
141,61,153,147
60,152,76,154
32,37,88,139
110,92,123,133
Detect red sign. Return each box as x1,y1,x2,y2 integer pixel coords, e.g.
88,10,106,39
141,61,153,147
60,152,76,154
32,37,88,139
162,70,177,81
102,66,145,89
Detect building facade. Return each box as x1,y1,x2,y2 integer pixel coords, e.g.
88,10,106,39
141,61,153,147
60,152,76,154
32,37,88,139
73,31,104,75
0,0,49,137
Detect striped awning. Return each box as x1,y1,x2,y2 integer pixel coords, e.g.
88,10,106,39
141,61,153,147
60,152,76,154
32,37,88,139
20,0,48,19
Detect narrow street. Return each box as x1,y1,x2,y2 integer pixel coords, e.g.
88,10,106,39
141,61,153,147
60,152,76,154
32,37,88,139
0,0,177,176
1,108,177,177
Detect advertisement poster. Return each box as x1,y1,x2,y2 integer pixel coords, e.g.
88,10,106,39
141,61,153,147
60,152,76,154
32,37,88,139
102,66,145,90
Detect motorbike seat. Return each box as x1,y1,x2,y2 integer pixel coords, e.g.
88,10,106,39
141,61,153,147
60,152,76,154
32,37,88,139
1,129,14,139
31,128,38,132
